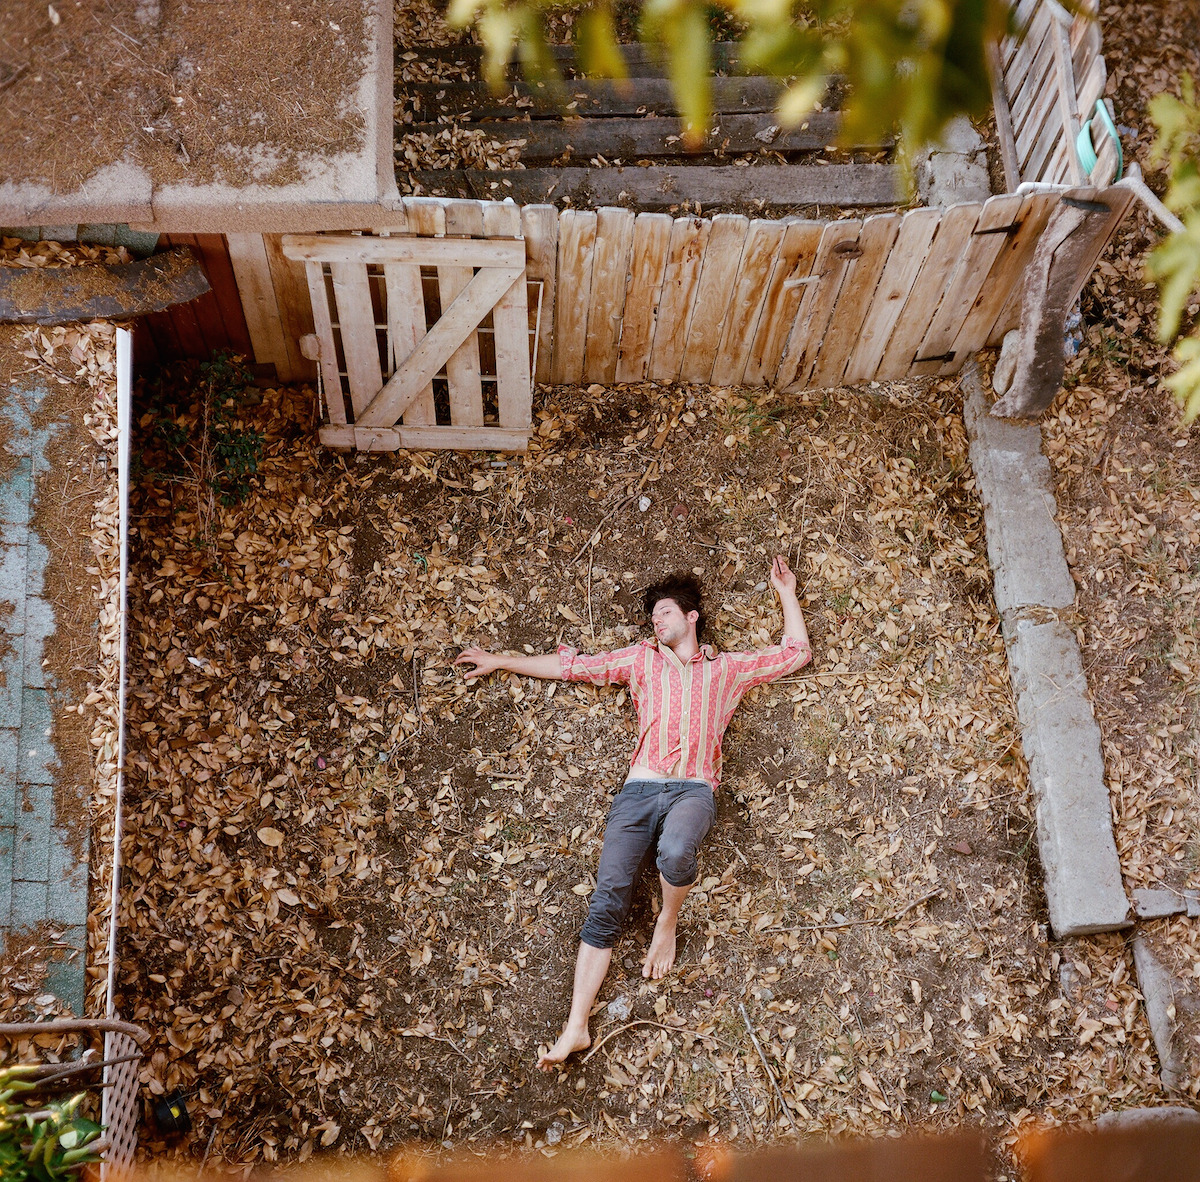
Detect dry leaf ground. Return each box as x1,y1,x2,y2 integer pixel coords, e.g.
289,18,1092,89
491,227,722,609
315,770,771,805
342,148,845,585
118,372,1165,1174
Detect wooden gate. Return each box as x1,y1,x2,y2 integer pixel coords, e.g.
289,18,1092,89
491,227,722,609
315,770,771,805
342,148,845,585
280,232,534,452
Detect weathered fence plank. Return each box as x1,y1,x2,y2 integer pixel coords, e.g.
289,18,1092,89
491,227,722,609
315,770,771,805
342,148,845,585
304,262,346,423
442,200,486,426
329,262,381,420
776,219,862,390
711,220,786,387
743,220,823,387
616,213,673,384
521,204,559,382
681,213,749,382
551,210,598,384
874,203,980,380
584,206,636,383
647,216,711,383
951,191,1058,354
808,211,900,389
910,194,1026,377
844,208,941,385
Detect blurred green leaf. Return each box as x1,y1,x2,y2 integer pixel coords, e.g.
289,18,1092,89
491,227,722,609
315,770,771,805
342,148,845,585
577,3,629,80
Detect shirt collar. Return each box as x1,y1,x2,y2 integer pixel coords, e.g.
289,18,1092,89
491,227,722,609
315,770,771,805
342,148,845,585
642,637,718,663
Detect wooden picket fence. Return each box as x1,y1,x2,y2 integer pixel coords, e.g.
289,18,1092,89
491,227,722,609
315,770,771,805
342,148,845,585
199,0,1128,451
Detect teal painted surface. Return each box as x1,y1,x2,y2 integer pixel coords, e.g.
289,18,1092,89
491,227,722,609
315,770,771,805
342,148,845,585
1,377,90,1014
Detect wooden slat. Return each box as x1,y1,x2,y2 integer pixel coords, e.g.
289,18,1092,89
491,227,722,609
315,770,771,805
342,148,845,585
775,219,862,390
615,213,672,384
521,204,559,382
281,232,523,267
908,195,1026,376
1063,184,1135,307
550,210,597,385
400,425,529,451
411,163,901,211
321,425,530,452
358,265,523,427
844,208,941,385
1052,17,1087,184
950,191,1058,353
873,203,981,381
440,200,486,427
330,262,382,420
482,200,522,237
1004,4,1053,101
485,196,531,426
263,233,317,382
1002,0,1042,70
226,232,292,373
1015,50,1061,156
402,111,860,163
647,216,710,383
444,198,486,237
163,233,227,355
405,76,788,120
196,234,254,357
742,220,823,387
1023,87,1070,184
808,212,901,389
583,206,635,383
383,259,434,426
165,289,208,361
680,213,749,383
987,41,1022,190
408,40,743,76
710,220,785,387
304,261,346,424
404,201,446,423
1011,32,1057,141
491,269,532,430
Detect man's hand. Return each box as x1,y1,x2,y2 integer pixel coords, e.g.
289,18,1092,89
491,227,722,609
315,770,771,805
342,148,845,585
455,646,565,683
455,646,504,683
769,555,797,597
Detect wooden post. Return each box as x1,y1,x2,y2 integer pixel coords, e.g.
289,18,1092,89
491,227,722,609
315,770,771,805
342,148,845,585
990,186,1134,419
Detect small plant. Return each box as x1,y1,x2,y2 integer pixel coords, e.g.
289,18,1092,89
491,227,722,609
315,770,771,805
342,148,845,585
0,1066,103,1182
196,351,265,507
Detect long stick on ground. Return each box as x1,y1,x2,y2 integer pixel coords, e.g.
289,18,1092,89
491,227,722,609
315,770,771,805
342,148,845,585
738,1002,799,1133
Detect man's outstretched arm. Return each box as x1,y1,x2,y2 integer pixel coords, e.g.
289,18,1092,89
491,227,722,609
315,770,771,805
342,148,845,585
455,646,564,683
770,555,810,650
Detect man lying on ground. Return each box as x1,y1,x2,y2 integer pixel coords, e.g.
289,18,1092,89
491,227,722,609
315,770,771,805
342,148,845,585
455,557,812,1069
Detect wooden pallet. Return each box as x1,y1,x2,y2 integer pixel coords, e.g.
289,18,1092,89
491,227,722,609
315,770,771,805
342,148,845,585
282,222,534,453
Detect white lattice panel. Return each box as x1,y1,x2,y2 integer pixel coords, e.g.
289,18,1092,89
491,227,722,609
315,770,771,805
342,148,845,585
101,1028,141,1182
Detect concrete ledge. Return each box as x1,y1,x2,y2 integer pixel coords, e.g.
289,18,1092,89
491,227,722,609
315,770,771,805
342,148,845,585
1094,1107,1200,1132
1132,936,1186,1092
1006,617,1130,935
964,379,1077,614
962,364,1129,939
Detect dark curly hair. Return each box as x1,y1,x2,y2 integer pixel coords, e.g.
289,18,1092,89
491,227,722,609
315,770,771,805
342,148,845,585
642,573,707,642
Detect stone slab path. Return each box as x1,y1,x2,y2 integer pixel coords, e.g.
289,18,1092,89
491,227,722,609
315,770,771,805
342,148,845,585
962,364,1130,938
1,374,89,1015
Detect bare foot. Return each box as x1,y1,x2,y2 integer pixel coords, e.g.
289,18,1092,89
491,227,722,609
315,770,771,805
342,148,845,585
537,1025,590,1070
642,918,677,979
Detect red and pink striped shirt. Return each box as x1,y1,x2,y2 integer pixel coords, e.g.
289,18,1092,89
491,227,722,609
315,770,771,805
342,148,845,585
557,635,811,789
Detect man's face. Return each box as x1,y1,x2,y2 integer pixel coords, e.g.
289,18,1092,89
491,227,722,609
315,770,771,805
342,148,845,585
651,597,697,647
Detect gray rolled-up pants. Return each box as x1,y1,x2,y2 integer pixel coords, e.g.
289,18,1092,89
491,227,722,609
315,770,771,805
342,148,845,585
579,778,716,950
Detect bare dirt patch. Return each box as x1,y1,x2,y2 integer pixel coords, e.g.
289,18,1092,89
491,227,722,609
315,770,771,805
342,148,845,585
0,0,369,192
119,373,1160,1172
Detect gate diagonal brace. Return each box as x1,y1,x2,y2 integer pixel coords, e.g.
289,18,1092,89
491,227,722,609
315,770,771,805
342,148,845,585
356,265,523,428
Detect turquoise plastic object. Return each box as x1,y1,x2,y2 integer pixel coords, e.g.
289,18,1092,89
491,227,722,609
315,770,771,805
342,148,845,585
1075,98,1123,182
